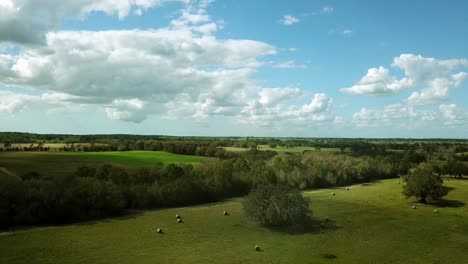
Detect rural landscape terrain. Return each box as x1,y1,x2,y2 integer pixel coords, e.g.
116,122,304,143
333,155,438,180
1,0,468,263
1,133,467,263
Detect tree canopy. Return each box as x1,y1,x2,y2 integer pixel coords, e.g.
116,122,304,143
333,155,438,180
402,163,449,203
242,184,311,227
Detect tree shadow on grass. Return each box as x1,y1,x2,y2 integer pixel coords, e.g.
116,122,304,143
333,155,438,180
75,210,145,226
359,180,383,187
264,216,341,235
434,199,465,208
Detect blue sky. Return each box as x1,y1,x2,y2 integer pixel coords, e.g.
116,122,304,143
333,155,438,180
0,0,467,138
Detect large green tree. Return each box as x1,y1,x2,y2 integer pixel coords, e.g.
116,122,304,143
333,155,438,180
402,163,449,203
242,184,310,227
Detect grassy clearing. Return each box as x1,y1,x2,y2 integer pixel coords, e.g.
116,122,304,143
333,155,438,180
0,151,209,177
1,179,467,263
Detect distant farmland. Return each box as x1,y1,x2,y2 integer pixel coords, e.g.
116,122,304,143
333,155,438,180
0,151,209,178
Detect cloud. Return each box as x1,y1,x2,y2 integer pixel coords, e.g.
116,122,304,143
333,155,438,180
340,66,413,95
0,29,275,97
351,102,467,128
0,0,338,128
272,60,307,69
341,54,468,103
238,93,334,127
0,0,185,45
105,98,148,123
0,1,336,127
342,29,353,35
281,15,299,26
0,26,278,122
392,54,468,83
352,103,437,127
408,78,452,105
0,90,80,114
439,104,467,127
333,116,344,125
258,87,302,106
321,6,334,14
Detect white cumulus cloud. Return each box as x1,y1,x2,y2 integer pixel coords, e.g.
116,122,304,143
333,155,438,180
340,66,413,95
341,54,468,105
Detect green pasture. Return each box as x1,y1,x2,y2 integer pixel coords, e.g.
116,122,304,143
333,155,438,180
0,151,208,178
1,178,467,263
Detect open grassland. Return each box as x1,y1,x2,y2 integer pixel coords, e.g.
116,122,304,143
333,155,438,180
1,179,467,264
0,151,208,178
225,145,344,153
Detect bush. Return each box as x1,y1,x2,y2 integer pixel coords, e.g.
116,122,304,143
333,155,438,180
242,184,310,227
402,163,449,203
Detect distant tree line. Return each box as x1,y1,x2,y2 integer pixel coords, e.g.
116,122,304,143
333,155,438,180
1,132,467,156
3,137,468,165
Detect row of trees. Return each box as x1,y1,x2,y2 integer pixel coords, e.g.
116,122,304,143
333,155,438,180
1,150,410,229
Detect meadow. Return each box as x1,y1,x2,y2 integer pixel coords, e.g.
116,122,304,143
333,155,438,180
0,151,209,178
1,178,467,264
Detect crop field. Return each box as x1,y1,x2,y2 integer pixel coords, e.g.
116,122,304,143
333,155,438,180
0,151,209,178
1,178,467,264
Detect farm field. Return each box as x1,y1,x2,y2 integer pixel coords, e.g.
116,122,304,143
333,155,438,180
0,151,209,178
1,178,467,264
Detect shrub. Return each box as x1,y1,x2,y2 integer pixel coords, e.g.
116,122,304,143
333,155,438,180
242,184,310,227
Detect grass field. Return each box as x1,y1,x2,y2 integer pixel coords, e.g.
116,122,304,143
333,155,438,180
0,151,209,178
1,178,467,264
224,145,344,153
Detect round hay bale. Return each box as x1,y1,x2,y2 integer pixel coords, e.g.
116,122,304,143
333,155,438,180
177,218,183,223
156,228,163,234
224,211,229,216
255,245,261,251
412,205,416,209
345,187,350,190
332,192,336,196
434,209,438,213
397,181,400,184
176,214,181,219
